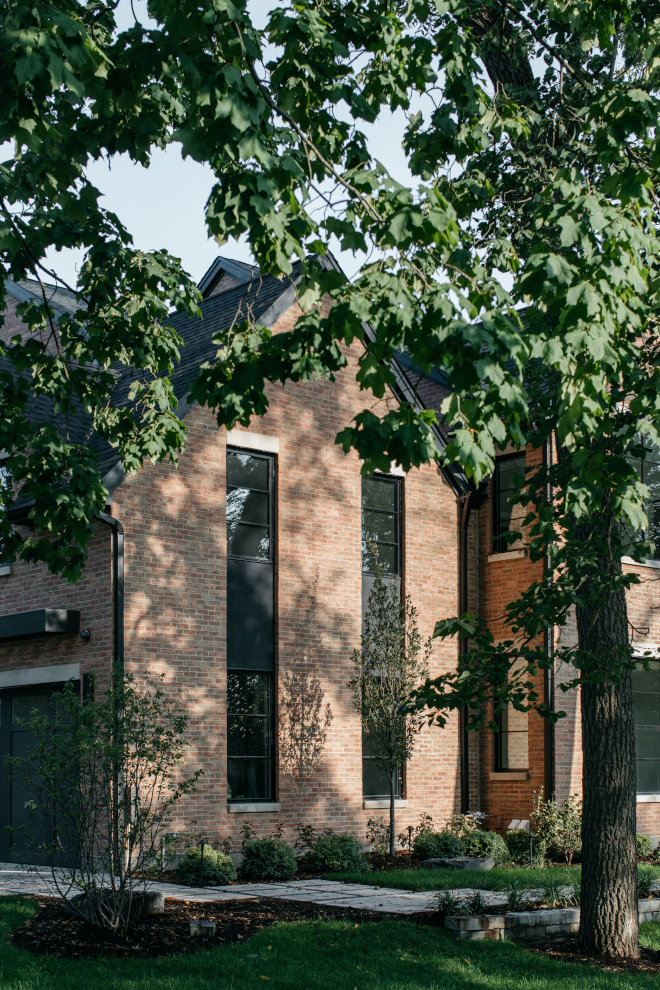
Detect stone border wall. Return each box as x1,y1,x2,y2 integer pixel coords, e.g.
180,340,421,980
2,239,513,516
445,899,660,941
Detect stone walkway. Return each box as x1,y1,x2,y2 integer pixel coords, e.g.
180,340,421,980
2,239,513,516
0,864,443,914
2,864,586,915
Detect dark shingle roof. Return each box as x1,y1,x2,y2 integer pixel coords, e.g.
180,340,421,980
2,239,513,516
5,256,472,513
10,279,79,316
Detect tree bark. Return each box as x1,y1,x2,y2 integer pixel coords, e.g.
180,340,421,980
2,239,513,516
576,581,639,959
390,769,396,858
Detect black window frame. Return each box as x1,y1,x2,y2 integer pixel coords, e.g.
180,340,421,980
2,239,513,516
633,659,660,796
226,447,276,804
226,449,274,563
492,453,526,554
361,473,404,798
226,670,274,804
361,474,403,576
627,436,660,562
493,704,529,772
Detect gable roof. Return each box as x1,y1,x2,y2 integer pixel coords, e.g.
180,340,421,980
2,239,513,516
5,278,79,317
4,254,471,520
197,256,261,297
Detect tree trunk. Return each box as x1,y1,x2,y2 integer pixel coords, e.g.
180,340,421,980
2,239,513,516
576,582,639,959
389,769,396,857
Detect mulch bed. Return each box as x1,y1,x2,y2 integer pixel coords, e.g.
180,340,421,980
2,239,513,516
531,936,660,975
370,852,423,871
10,895,417,960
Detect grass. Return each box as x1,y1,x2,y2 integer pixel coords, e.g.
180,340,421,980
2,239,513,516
2,895,660,990
325,865,586,891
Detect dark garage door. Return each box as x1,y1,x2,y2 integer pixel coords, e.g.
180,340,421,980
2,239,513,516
0,684,68,864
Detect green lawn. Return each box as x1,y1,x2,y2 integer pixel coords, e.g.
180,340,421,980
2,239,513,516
325,865,586,891
2,894,660,990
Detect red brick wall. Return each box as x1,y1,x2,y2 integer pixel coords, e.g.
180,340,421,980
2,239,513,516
207,272,241,297
0,295,464,850
467,442,547,831
8,277,660,847
0,524,113,687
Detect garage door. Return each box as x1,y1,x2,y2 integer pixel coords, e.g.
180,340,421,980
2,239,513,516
0,684,68,864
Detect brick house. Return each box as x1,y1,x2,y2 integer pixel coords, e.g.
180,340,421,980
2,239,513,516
2,254,660,858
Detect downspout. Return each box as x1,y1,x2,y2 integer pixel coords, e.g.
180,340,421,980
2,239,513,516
543,440,555,799
99,511,124,674
460,495,472,814
99,510,124,876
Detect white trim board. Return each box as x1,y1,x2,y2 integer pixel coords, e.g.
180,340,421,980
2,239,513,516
622,556,660,571
226,430,279,454
0,662,80,689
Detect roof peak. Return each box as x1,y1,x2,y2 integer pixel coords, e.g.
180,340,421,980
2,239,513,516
198,255,260,297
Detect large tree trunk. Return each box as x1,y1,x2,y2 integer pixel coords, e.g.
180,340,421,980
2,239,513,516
389,769,396,857
576,582,639,959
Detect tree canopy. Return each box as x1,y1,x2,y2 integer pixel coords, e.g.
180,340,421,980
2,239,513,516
2,0,658,580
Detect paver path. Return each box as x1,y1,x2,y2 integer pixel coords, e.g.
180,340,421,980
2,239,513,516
0,863,466,914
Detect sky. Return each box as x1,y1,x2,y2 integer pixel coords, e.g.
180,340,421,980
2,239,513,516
41,0,420,290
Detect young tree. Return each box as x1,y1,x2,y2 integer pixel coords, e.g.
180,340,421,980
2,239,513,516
350,559,431,857
3,0,660,957
7,670,202,931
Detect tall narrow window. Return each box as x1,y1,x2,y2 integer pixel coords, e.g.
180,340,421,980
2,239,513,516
362,476,401,574
0,456,11,560
493,658,529,771
627,437,660,561
226,449,275,803
633,661,660,795
361,474,402,799
493,454,526,553
494,705,529,771
227,671,273,802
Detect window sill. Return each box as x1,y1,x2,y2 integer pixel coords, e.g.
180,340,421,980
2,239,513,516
637,794,660,803
362,799,409,810
228,802,281,814
622,556,660,570
0,565,12,577
489,771,530,781
487,549,527,563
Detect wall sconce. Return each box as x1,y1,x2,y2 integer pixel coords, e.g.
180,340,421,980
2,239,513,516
79,629,91,642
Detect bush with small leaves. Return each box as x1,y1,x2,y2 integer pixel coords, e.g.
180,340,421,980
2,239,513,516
637,834,653,860
532,789,582,866
462,830,510,866
310,833,371,873
413,829,464,861
240,839,297,881
506,829,546,867
638,865,658,898
176,847,236,886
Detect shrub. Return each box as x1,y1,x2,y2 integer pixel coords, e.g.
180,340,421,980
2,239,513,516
462,829,510,865
638,865,657,898
366,817,390,855
241,838,297,881
5,670,202,931
638,834,654,860
176,846,236,886
309,833,371,873
444,812,493,837
531,788,582,865
506,829,546,867
413,829,464,861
